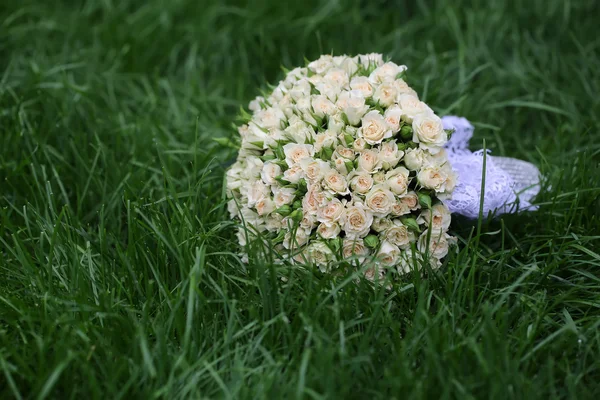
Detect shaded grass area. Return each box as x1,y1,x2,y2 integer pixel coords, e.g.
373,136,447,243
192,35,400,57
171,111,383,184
1,0,599,398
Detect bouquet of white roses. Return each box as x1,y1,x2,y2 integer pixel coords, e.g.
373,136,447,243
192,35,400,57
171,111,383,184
226,53,460,278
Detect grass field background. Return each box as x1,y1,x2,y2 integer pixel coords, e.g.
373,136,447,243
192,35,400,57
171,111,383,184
1,0,600,398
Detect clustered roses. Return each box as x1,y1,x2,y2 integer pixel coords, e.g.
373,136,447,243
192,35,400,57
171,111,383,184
226,54,457,278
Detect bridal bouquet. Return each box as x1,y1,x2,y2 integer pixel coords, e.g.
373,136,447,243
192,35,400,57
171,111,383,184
226,54,459,276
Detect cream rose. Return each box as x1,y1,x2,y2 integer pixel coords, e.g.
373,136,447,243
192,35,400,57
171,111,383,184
371,217,393,232
273,187,296,208
384,220,413,248
356,149,381,173
417,165,455,193
392,191,420,216
324,68,349,87
364,184,395,216
368,62,407,84
334,145,356,161
398,94,432,123
254,106,286,131
307,55,334,74
300,158,330,182
342,238,370,259
283,164,305,184
349,76,374,97
283,228,310,249
317,222,341,239
247,180,269,207
385,167,410,195
353,138,368,151
306,241,334,272
378,141,403,170
317,198,346,225
404,148,427,171
302,184,327,213
255,197,276,216
417,230,452,259
322,169,349,195
349,172,374,194
383,105,403,133
412,113,447,153
417,203,451,232
260,162,282,186
376,241,402,266
311,95,336,118
336,90,370,126
343,202,374,238
358,110,392,145
373,82,398,107
283,143,315,166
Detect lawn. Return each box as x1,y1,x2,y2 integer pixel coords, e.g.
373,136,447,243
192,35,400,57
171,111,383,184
1,0,599,398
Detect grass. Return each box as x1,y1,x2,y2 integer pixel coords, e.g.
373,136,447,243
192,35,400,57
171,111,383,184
1,0,600,398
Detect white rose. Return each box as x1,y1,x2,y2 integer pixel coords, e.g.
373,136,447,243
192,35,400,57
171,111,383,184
378,141,403,170
248,96,265,112
373,82,398,107
342,238,370,260
317,198,346,225
359,53,384,68
254,106,286,131
247,180,269,207
371,217,393,232
317,222,341,239
393,79,418,97
283,143,315,167
398,94,432,123
333,145,356,161
240,207,265,231
358,110,392,145
404,148,427,170
314,131,338,152
283,228,310,249
306,241,334,272
417,165,455,194
412,113,447,153
385,167,411,195
323,169,350,195
288,79,312,101
339,56,360,76
364,264,386,282
300,212,317,230
265,213,284,230
260,162,282,186
324,68,349,87
334,157,348,175
417,203,452,232
302,184,328,213
392,191,420,216
308,55,334,74
384,105,403,133
356,149,381,173
327,112,346,134
364,184,395,216
300,158,330,182
255,197,276,216
273,187,296,208
384,220,413,248
349,76,374,97
336,90,369,126
284,118,315,144
283,164,305,184
372,171,386,184
349,172,374,194
417,230,452,259
343,202,374,238
311,95,336,118
376,241,402,266
315,80,342,101
368,62,407,84
397,248,422,274
353,138,368,151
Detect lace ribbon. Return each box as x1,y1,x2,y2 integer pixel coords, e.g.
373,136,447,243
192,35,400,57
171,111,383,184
441,116,541,219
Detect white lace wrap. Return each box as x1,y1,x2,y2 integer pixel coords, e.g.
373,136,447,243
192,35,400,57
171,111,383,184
441,116,541,219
